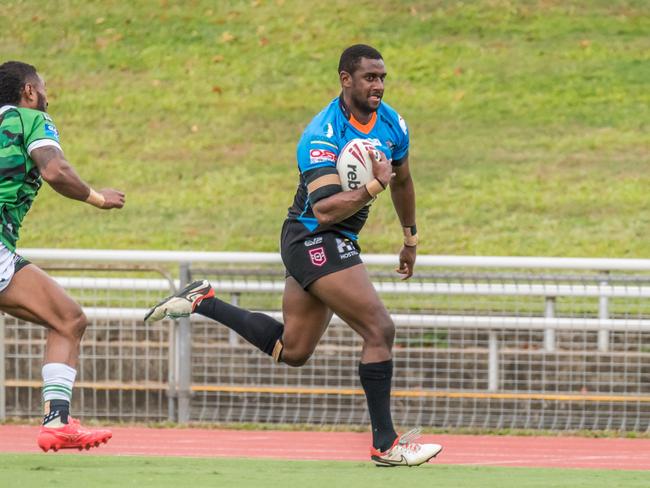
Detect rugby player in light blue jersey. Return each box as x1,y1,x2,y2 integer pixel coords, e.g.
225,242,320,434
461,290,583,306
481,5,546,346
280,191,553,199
145,45,442,466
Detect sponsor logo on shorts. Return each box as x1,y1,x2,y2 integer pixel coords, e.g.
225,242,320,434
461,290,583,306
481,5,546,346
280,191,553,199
304,236,323,247
309,149,337,165
308,247,327,267
336,238,358,260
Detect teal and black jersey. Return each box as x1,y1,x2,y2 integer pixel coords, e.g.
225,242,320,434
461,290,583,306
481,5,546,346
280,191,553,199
286,95,409,241
0,105,62,250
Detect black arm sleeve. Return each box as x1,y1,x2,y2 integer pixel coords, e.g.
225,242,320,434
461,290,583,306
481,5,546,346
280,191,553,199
304,166,342,206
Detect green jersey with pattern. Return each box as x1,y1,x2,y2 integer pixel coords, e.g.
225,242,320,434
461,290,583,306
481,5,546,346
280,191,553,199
0,105,62,251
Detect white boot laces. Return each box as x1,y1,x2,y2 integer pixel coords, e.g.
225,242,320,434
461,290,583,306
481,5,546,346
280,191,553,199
397,427,422,453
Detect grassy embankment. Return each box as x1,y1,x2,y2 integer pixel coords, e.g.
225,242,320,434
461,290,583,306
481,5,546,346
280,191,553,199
1,1,648,257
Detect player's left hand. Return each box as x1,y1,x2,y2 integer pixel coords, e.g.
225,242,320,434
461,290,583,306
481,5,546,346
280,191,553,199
396,245,416,280
99,188,126,209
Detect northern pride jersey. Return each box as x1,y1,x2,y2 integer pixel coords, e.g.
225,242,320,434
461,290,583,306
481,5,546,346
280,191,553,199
0,105,62,251
286,96,409,241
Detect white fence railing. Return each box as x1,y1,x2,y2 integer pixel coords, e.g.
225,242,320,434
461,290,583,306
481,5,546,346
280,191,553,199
19,248,650,270
2,249,650,430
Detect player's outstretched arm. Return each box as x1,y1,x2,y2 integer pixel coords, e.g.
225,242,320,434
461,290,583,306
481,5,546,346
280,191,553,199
31,146,125,209
389,156,417,280
312,150,393,226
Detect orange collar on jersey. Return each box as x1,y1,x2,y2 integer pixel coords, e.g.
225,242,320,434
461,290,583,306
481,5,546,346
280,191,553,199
338,94,378,134
349,112,377,134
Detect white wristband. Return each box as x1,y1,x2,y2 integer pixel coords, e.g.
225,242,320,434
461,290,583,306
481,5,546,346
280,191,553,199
365,178,385,198
85,188,105,208
403,225,418,247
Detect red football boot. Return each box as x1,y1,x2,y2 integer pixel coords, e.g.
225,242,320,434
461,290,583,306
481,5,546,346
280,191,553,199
37,418,112,452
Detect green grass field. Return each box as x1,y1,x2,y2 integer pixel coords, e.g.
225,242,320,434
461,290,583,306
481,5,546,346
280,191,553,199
2,0,648,257
1,454,648,488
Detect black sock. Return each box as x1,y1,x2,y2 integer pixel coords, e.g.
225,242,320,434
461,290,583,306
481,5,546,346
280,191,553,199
195,297,284,357
43,399,70,425
359,360,398,452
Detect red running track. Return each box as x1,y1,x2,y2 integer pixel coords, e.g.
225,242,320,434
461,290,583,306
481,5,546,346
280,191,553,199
1,425,649,470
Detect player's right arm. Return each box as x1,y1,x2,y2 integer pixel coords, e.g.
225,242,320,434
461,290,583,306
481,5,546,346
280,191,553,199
311,150,393,226
298,128,393,226
31,146,125,209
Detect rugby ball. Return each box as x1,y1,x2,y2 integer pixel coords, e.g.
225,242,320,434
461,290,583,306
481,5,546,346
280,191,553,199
337,139,379,191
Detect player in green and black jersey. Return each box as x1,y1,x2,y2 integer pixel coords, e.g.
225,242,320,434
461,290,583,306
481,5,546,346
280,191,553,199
0,61,125,451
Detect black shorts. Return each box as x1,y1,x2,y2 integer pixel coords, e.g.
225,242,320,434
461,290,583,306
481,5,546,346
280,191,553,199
14,255,31,273
280,219,363,289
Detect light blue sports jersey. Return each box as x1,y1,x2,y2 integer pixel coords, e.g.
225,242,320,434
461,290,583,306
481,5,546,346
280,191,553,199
286,95,409,240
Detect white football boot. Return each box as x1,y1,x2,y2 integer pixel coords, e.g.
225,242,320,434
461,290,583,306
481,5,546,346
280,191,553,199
144,279,214,322
370,428,443,467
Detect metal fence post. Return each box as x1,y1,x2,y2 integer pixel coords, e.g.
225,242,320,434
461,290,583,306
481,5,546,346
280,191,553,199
167,320,176,422
0,313,5,421
544,297,556,352
229,294,240,346
488,331,499,392
598,275,610,352
176,263,192,423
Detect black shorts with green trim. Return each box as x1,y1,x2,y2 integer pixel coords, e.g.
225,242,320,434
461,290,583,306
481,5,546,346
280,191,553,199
280,219,362,290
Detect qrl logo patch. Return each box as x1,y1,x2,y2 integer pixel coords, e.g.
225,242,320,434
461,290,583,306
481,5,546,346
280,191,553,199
308,247,327,267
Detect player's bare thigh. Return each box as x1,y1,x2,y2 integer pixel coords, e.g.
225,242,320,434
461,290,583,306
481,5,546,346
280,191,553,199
308,263,394,362
281,275,332,366
0,263,85,332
